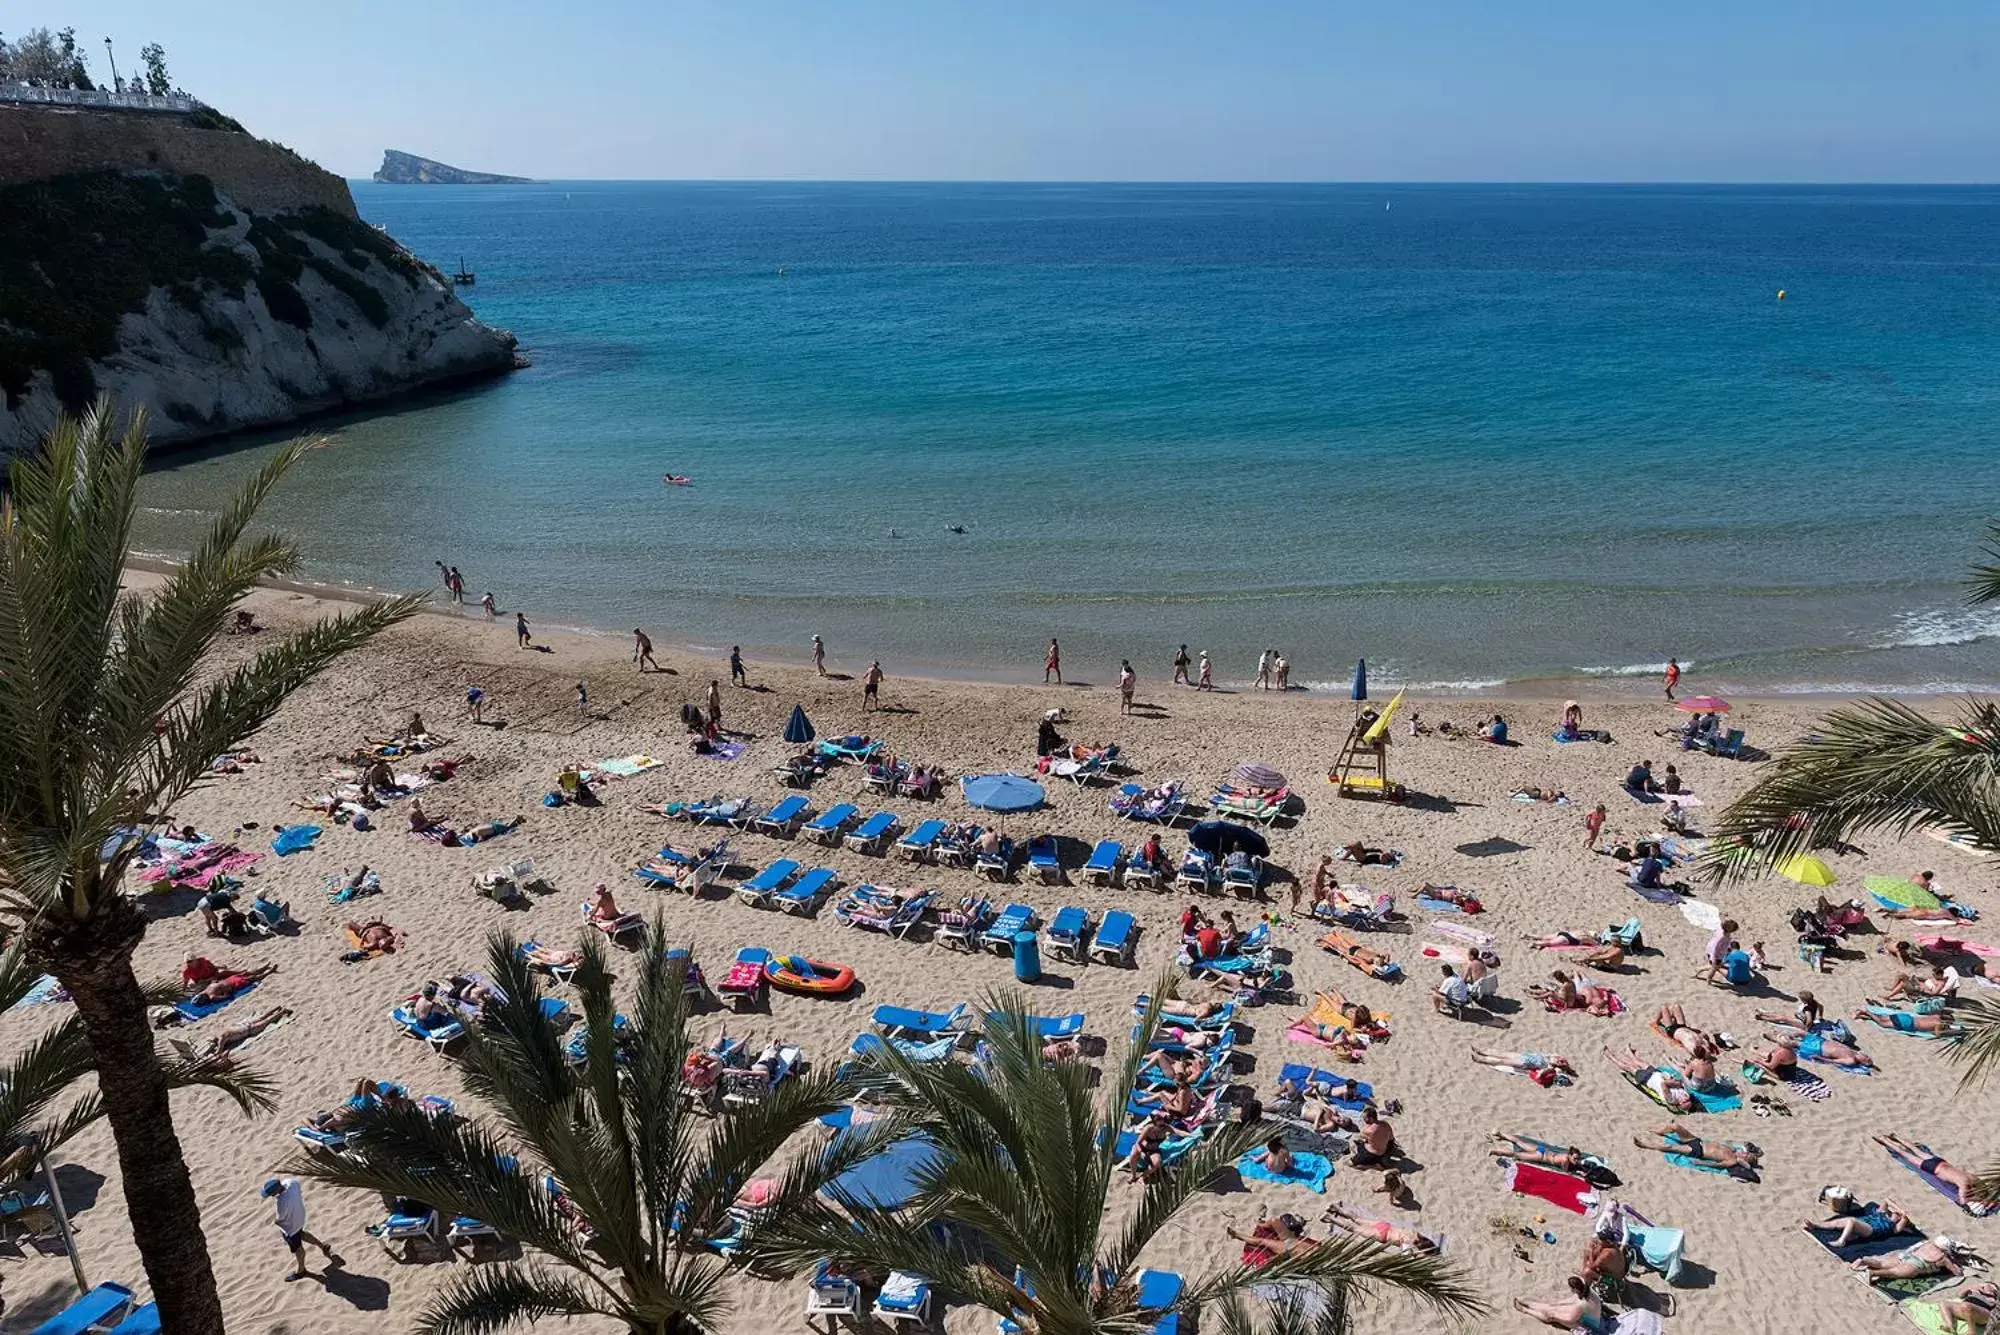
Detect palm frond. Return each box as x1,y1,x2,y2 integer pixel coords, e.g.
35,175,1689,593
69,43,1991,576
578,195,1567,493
414,1262,613,1335
1705,697,2000,883
1968,521,2000,608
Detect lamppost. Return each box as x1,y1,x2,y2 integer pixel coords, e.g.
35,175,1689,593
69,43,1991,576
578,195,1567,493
103,37,120,93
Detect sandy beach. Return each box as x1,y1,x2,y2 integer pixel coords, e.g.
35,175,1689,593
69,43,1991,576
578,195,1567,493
4,572,1994,1334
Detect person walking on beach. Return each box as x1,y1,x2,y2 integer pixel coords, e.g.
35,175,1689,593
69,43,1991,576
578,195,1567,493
863,660,884,711
812,634,827,677
1256,648,1273,691
1045,637,1062,685
633,629,657,672
1118,659,1136,715
515,612,532,649
1197,651,1213,691
1173,644,1191,686
1584,802,1607,848
448,567,464,603
1664,658,1681,700
730,646,747,687
262,1176,335,1281
707,679,724,731
481,591,496,618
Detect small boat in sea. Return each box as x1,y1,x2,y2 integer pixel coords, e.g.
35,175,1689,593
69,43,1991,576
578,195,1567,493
661,474,694,487
451,255,475,286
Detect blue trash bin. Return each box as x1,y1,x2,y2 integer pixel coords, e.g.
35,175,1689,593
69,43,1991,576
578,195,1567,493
1013,930,1041,983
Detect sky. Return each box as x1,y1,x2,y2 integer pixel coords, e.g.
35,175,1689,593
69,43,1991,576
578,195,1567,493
33,1,2000,182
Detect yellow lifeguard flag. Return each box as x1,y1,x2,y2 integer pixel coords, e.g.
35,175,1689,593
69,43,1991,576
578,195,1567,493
1361,689,1405,745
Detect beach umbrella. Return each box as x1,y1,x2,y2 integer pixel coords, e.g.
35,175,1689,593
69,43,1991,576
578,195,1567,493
1777,855,1837,887
820,1111,939,1209
1187,819,1270,858
1231,761,1289,792
959,773,1046,813
1863,874,1942,910
1675,696,1731,713
1351,659,1368,702
782,704,815,745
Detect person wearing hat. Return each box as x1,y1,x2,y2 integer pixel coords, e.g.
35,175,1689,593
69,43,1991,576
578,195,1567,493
262,1176,334,1280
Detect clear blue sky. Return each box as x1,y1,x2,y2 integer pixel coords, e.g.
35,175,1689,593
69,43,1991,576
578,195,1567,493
42,1,2000,181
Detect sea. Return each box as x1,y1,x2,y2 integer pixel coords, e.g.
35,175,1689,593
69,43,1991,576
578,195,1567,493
131,181,2000,694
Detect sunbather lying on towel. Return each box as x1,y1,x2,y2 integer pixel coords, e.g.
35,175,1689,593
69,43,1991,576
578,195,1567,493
1531,971,1616,1015
187,963,276,1005
1473,1046,1576,1086
1887,966,1964,1002
1931,1283,2000,1330
1419,884,1484,912
1512,788,1570,804
1527,932,1625,969
346,919,400,955
1322,934,1396,977
1758,1017,1875,1070
172,1006,292,1068
443,975,499,1019
1603,1046,1695,1110
1227,1212,1318,1264
1339,842,1398,866
1512,1277,1604,1331
1856,1001,1963,1036
1804,1192,1914,1248
1851,1235,1970,1282
1877,1135,1999,1212
1321,1201,1440,1254
1153,996,1231,1022
1634,1123,1762,1177
1489,1132,1592,1173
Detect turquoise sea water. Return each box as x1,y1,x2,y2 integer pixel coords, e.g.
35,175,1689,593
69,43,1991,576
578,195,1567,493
133,182,2000,692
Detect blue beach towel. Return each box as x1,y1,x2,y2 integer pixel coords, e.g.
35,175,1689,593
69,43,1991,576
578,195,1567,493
1417,896,1466,914
175,980,257,1023
1236,1150,1333,1193
272,824,323,856
1889,1142,1997,1216
700,739,747,762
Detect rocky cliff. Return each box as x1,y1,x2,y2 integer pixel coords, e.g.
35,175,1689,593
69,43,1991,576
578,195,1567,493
1,155,516,456
374,149,530,185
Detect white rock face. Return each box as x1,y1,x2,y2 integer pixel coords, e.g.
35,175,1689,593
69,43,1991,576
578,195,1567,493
1,184,516,455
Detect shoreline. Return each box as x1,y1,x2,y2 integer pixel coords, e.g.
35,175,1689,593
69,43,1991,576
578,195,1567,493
125,553,1983,706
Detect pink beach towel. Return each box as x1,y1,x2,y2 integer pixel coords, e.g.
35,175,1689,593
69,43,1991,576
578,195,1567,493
1917,934,2000,959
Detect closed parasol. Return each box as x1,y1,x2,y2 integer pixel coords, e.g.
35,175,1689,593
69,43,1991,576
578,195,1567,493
783,704,816,745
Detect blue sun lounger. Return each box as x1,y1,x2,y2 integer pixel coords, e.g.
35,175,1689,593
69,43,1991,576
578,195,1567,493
804,803,860,845
1027,836,1063,883
1134,996,1237,1032
737,859,801,908
980,904,1036,952
845,1031,958,1068
751,794,811,838
844,811,901,855
894,819,948,861
392,1003,465,1052
1091,910,1139,965
836,886,934,937
985,1010,1085,1039
874,1001,967,1039
1137,1268,1186,1335
30,1281,140,1335
1046,906,1092,960
1083,839,1123,886
777,866,840,915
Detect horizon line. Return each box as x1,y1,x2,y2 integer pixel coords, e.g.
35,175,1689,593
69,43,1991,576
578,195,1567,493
343,176,2000,188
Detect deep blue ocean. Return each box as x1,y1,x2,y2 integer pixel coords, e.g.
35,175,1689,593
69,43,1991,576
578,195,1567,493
133,182,2000,692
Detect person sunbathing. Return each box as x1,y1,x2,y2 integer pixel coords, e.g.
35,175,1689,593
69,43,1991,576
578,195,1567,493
1475,1046,1576,1083
1876,1135,1997,1212
1419,884,1484,912
1804,1195,1913,1248
1513,1276,1604,1331
1934,1283,2000,1330
1653,1004,1720,1054
1154,996,1228,1022
1856,1001,1963,1036
1887,965,1962,1002
453,815,525,845
1851,1236,1969,1282
444,975,498,1017
1634,1123,1761,1176
1124,1114,1172,1182
588,884,632,926
1321,1202,1440,1254
188,963,276,1005
1341,842,1395,866
1759,1019,1875,1070
409,983,456,1029
346,919,399,953
1533,971,1616,1015
1227,1212,1317,1263
523,944,583,970
1490,1132,1588,1173
1603,1046,1694,1111
841,893,906,924
1324,936,1395,975
172,1006,292,1068
407,797,438,833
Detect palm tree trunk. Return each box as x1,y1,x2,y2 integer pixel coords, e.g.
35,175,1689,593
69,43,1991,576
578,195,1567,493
40,908,226,1335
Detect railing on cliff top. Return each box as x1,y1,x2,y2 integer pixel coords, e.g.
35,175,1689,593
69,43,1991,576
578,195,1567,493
0,84,202,114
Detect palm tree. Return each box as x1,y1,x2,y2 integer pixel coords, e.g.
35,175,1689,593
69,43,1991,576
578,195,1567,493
0,399,420,1334
286,924,875,1334
764,984,1484,1334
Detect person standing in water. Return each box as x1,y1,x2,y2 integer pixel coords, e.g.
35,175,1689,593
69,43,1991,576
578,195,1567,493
1045,637,1062,685
447,567,464,603
481,591,496,618
633,629,658,672
1197,651,1213,691
1256,648,1273,690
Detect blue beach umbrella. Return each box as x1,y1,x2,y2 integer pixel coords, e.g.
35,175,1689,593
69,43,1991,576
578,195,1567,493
1187,819,1270,858
960,773,1046,813
820,1110,939,1209
783,704,815,745
1352,659,1368,702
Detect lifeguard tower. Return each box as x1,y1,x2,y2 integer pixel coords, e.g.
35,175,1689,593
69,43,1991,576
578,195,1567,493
1329,685,1407,802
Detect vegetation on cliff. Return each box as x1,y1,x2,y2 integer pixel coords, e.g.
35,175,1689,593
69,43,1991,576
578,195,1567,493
0,170,437,411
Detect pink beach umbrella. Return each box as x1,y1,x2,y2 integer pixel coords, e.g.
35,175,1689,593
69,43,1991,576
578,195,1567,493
1231,762,1289,792
1675,696,1730,713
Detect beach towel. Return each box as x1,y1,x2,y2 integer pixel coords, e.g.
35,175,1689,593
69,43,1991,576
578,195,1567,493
1236,1150,1333,1193
1416,895,1468,914
1429,921,1494,949
1503,1161,1596,1215
1890,1143,1996,1216
174,981,257,1023
1553,729,1611,744
1903,1299,1985,1334
1806,1225,1945,1304
272,825,322,856
137,847,260,888
413,827,449,844
1629,879,1679,905
699,739,747,762
1679,900,1723,934
593,754,663,779
8,974,67,1010
325,870,382,904
1917,934,2000,959
1785,1070,1833,1102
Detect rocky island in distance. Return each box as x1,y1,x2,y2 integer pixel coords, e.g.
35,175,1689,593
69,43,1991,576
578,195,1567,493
373,149,532,184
